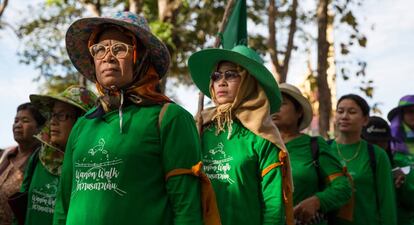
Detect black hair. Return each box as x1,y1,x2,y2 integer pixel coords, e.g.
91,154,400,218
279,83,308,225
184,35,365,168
282,93,303,127
17,102,46,128
337,94,370,116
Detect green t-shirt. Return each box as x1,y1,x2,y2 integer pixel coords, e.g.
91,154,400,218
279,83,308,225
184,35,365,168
20,152,59,225
330,140,397,225
53,104,203,225
394,152,414,225
285,134,351,225
201,121,284,225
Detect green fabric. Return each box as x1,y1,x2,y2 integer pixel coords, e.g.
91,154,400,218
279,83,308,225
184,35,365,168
188,45,281,114
394,152,414,225
20,151,59,225
53,104,203,225
330,140,397,225
201,121,284,225
285,134,352,225
222,0,247,49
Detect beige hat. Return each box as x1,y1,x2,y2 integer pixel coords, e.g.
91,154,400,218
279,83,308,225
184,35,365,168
279,83,313,130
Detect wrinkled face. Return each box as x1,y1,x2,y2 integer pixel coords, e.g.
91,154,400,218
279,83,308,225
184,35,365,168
212,62,242,105
402,105,414,129
93,28,134,89
335,99,368,134
13,110,39,144
50,101,78,149
272,94,303,130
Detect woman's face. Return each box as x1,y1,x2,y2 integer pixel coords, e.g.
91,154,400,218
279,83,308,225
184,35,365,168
212,62,242,105
272,94,302,130
335,99,368,134
13,109,39,144
93,28,134,89
50,101,78,149
402,105,414,129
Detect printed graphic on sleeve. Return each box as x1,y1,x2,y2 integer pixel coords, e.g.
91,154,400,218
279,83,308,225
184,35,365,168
203,142,235,184
30,178,59,214
74,138,127,196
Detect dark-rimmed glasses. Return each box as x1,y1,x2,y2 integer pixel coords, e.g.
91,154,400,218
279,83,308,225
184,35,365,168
211,70,241,82
89,43,134,60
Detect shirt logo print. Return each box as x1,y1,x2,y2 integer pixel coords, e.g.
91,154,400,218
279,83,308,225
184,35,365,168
31,178,59,214
204,142,235,184
74,138,127,196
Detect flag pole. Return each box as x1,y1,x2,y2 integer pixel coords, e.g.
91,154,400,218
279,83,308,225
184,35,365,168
196,0,236,134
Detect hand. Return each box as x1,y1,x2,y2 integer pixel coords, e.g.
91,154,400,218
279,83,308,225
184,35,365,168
294,196,321,224
393,169,406,188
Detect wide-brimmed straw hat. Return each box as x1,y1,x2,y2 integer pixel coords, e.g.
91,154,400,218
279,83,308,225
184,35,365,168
29,85,97,114
279,83,313,130
188,45,281,113
387,95,414,121
65,11,170,81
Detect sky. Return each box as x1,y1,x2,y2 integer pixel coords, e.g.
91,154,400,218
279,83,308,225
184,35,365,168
1,0,414,148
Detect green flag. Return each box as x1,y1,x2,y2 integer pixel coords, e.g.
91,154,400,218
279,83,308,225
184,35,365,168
222,0,247,49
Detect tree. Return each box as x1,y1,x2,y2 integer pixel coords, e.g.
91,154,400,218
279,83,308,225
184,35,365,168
316,0,331,137
314,0,369,137
267,0,298,83
6,0,372,135
14,0,246,93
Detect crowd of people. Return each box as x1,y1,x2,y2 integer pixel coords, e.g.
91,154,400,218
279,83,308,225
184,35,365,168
0,11,413,225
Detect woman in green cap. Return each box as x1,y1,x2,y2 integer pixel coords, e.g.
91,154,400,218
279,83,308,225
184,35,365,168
188,45,294,225
272,83,352,225
10,85,97,225
53,11,205,225
388,95,414,225
330,94,396,225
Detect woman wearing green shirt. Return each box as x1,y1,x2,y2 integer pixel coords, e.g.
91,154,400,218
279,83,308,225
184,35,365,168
388,95,414,225
272,83,352,225
17,85,97,225
53,12,203,225
188,45,294,225
331,94,397,225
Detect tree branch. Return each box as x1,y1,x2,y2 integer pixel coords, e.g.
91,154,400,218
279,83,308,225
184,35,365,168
268,0,283,82
0,0,9,19
129,0,142,14
79,0,101,16
316,0,331,138
281,0,298,82
158,0,182,22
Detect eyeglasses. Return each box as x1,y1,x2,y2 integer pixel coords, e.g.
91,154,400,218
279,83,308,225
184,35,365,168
89,42,134,60
50,113,76,122
211,70,241,82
